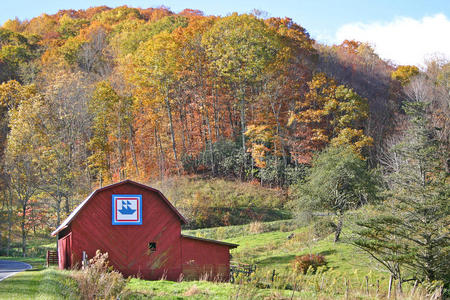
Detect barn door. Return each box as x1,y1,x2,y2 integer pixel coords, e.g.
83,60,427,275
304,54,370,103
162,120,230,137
57,233,72,269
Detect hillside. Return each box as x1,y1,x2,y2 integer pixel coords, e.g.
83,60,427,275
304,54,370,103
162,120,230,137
1,5,447,231
0,214,439,299
0,6,402,191
0,5,448,299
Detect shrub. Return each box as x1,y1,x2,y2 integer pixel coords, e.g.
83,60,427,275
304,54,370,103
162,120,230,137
292,254,327,274
74,250,127,299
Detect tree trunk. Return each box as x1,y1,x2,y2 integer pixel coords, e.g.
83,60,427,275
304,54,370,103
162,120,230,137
128,124,139,177
200,101,215,176
156,127,166,180
178,106,187,154
226,102,236,139
334,213,344,242
239,90,247,181
240,95,246,156
212,83,220,139
164,96,179,175
21,204,26,257
56,198,61,228
6,189,12,256
118,121,124,180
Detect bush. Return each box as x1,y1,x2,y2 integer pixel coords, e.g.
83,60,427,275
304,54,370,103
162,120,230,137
292,254,327,274
74,250,127,299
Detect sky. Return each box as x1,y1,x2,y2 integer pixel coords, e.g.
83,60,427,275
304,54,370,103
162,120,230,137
1,0,449,67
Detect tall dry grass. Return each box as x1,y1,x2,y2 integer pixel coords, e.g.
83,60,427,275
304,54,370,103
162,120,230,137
229,267,444,299
73,250,127,299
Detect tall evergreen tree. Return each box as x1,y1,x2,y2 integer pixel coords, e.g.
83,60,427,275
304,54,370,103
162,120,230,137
354,100,450,287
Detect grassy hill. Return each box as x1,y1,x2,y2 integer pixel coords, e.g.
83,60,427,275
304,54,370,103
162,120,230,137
0,192,438,300
125,214,426,299
153,177,291,229
0,214,436,299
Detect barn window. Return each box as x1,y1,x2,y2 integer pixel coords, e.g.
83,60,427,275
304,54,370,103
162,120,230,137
148,242,156,252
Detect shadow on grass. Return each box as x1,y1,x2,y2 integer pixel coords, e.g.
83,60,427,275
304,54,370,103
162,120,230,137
318,249,337,256
257,254,296,266
26,268,45,272
122,291,153,299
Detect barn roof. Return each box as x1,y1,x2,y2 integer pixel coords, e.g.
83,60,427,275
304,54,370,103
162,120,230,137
51,179,187,236
181,234,239,248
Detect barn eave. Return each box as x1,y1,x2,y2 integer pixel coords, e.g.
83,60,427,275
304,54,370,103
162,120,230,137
181,234,239,248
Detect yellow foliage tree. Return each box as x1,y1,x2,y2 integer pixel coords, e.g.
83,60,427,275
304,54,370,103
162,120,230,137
292,73,373,161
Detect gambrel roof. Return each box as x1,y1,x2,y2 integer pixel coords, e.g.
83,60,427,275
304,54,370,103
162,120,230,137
51,179,187,236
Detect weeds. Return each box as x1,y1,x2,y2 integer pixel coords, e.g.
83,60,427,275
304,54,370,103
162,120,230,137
229,266,444,299
73,250,127,300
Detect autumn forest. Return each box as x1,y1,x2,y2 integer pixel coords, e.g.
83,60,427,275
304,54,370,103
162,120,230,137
0,6,449,291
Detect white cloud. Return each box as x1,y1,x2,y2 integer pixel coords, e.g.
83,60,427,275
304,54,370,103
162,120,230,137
335,14,450,67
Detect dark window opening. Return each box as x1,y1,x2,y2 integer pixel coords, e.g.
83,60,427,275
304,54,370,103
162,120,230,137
148,242,156,252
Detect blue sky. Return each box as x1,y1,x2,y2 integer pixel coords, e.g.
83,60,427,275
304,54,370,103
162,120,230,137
1,1,449,66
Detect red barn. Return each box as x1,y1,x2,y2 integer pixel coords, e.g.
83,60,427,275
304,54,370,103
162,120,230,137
51,179,237,281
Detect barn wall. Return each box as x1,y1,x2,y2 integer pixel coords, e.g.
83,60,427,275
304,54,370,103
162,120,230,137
70,183,182,280
57,232,72,270
181,237,231,281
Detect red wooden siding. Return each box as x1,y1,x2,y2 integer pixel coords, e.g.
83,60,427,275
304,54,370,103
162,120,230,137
58,233,72,269
181,236,231,281
54,180,237,281
71,184,182,280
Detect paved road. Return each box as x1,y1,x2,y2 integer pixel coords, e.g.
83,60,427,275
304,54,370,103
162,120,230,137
0,260,32,281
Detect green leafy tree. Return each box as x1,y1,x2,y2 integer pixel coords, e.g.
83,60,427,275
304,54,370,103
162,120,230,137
110,15,188,58
57,14,89,39
0,28,37,80
294,146,379,242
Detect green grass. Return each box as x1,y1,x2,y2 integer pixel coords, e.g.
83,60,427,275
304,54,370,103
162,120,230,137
123,213,397,299
0,266,78,300
182,219,297,240
125,214,398,299
0,206,420,299
224,223,390,284
125,279,235,299
124,278,309,299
